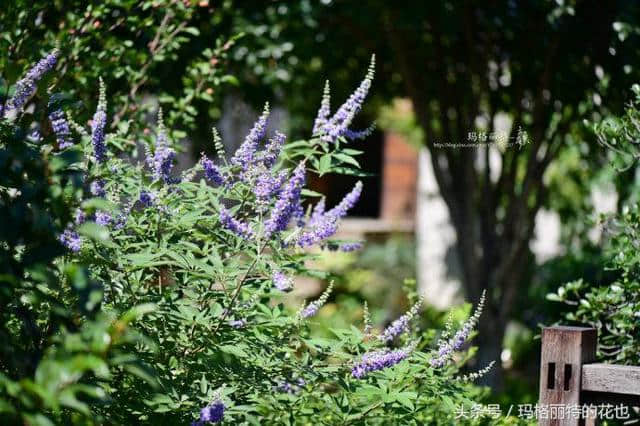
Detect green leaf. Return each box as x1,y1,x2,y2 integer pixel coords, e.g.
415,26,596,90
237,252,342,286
334,153,360,168
219,345,249,358
318,154,332,175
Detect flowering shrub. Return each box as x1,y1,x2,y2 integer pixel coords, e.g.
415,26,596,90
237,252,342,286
1,50,495,424
0,53,155,425
549,88,640,367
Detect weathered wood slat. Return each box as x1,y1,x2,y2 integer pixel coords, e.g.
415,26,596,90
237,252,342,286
582,363,640,396
582,390,640,407
539,326,598,426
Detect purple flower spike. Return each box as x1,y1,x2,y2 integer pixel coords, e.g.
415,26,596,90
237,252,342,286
258,131,286,168
138,190,155,207
379,299,423,343
351,341,416,379
199,399,224,423
264,163,305,238
90,179,106,198
339,242,363,252
48,106,73,149
297,182,362,248
312,80,331,135
272,270,293,292
314,56,375,143
95,211,112,226
309,198,326,225
231,104,269,172
7,50,59,114
202,156,225,185
60,228,82,252
219,207,254,240
91,79,108,163
430,291,485,368
254,170,286,204
300,282,333,319
146,110,179,184
328,181,362,217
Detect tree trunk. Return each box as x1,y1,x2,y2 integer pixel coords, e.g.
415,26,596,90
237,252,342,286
475,305,507,390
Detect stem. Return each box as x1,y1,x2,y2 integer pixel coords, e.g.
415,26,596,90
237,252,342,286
212,242,267,334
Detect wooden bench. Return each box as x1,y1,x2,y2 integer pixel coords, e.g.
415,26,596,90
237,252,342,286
538,326,640,425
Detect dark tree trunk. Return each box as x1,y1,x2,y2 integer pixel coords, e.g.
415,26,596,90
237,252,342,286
475,309,507,390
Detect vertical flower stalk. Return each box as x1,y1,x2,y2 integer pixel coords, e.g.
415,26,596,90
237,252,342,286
258,131,286,169
146,109,179,184
299,281,334,319
6,49,59,114
91,78,108,163
362,301,373,337
264,162,306,238
430,291,486,368
313,55,375,143
48,101,73,149
379,298,424,343
312,80,331,135
201,155,225,185
230,103,269,173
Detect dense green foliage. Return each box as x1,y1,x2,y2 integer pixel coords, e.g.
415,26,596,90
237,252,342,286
0,93,155,425
550,89,640,366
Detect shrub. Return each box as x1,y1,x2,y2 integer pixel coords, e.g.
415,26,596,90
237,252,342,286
0,52,155,425
549,87,640,366
2,50,495,425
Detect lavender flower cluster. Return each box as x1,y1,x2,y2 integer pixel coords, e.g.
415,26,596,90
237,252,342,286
201,156,225,186
297,181,362,248
219,207,254,240
312,55,376,144
300,282,334,319
48,100,73,149
430,291,486,368
378,298,424,343
192,399,224,425
264,162,306,238
230,104,269,174
91,78,108,163
351,341,417,379
272,270,293,292
275,377,306,394
59,228,82,252
206,73,371,248
146,110,179,184
4,50,58,116
138,190,156,208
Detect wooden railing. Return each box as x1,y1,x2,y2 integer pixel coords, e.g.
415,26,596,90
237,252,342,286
538,326,640,425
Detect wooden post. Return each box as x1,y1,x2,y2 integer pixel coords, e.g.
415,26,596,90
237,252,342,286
539,326,597,426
